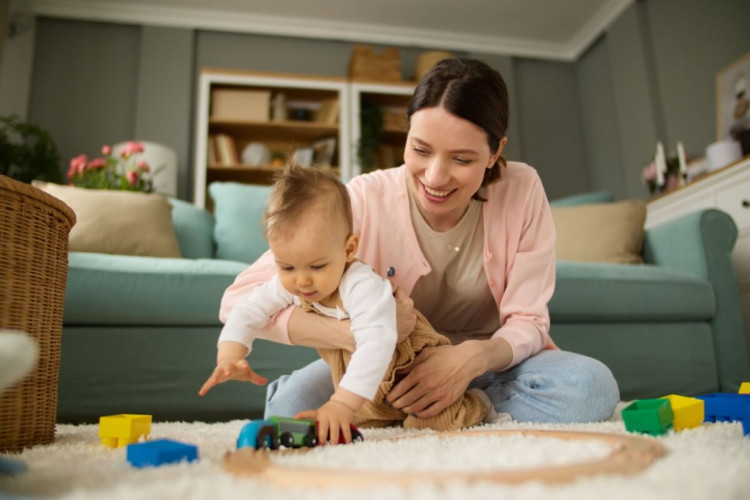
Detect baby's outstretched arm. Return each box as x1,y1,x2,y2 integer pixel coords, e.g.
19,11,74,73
199,341,268,396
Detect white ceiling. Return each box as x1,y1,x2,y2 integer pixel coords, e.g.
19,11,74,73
31,0,635,60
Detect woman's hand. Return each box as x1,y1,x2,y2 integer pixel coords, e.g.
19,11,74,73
385,339,512,418
392,286,416,344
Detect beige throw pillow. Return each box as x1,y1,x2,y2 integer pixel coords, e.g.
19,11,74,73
35,183,181,258
551,200,646,264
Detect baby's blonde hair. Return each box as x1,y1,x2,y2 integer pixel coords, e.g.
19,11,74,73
263,162,352,240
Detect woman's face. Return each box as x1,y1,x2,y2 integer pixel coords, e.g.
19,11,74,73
404,107,505,231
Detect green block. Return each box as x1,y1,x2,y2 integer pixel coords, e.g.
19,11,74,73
622,398,674,436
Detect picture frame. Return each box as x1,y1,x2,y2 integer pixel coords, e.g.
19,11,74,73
312,137,337,168
716,51,750,141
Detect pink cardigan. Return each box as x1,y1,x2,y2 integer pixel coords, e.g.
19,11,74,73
220,162,558,368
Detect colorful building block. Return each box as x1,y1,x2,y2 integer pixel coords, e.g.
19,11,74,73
126,439,198,468
99,414,152,448
696,393,750,423
739,382,750,394
696,393,750,437
660,394,704,431
622,398,674,436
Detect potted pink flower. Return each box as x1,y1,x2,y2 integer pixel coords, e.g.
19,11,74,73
67,141,160,192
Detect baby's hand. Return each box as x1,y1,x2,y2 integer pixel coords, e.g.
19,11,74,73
298,400,355,445
198,359,267,396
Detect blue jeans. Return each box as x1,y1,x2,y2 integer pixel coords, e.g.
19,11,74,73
264,350,620,423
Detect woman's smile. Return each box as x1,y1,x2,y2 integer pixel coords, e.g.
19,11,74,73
422,182,457,202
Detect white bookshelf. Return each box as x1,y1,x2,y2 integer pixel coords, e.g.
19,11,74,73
349,81,415,178
193,70,417,208
193,69,350,209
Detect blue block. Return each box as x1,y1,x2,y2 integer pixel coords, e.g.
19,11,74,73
126,439,198,468
0,456,28,476
696,393,750,423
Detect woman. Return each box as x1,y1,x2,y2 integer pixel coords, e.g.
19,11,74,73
220,58,619,423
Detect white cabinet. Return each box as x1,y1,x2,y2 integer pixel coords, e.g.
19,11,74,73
646,156,750,337
192,69,350,209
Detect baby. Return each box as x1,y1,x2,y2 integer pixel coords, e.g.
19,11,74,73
200,163,498,445
200,163,397,445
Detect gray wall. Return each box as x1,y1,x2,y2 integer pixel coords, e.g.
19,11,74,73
576,0,750,199
27,19,196,197
515,58,589,199
17,0,750,201
647,0,750,152
576,35,625,200
468,53,523,171
0,0,35,119
29,19,139,176
134,26,194,200
26,21,584,201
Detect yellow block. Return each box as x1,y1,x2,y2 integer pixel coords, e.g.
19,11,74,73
739,382,750,394
661,395,704,431
99,414,152,448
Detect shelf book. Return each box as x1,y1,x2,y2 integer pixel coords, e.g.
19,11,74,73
211,134,239,166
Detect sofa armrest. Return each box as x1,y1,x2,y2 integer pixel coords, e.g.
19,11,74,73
643,208,750,391
169,198,215,259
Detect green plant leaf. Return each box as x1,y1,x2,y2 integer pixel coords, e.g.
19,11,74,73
0,115,63,184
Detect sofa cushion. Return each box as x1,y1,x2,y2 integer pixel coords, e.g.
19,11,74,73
36,182,181,258
64,252,248,325
550,261,715,322
169,198,215,259
209,182,270,264
549,191,615,207
551,200,647,264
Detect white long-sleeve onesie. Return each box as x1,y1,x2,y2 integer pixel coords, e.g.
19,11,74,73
218,261,397,400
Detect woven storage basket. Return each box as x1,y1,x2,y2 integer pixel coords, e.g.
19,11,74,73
414,51,453,82
0,175,75,452
348,45,402,83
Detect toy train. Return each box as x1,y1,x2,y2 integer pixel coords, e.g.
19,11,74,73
237,416,364,450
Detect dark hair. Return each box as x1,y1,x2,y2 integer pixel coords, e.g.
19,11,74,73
263,162,352,240
407,58,509,199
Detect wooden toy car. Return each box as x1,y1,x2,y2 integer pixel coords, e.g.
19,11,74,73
236,416,363,450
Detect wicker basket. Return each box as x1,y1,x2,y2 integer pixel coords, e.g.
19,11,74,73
348,45,402,83
0,175,75,452
414,51,453,82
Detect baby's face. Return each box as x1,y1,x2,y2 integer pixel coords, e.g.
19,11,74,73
268,209,355,304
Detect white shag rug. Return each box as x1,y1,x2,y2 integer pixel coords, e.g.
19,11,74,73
1,405,749,500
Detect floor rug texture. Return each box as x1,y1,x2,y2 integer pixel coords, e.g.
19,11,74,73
1,407,749,500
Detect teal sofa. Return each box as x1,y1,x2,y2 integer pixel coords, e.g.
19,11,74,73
57,186,750,423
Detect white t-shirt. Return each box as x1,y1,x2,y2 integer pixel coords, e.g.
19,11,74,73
218,261,397,400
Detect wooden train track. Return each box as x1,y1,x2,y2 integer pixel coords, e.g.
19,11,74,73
222,429,666,488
